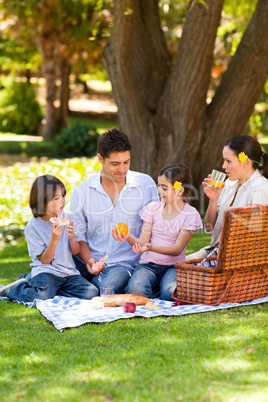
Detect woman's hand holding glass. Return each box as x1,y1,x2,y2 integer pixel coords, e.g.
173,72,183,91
202,174,225,201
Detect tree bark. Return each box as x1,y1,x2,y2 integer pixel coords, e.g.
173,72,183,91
58,55,70,130
199,0,268,183
36,34,59,139
103,0,171,172
103,0,268,193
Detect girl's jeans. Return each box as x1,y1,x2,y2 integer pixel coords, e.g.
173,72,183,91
125,263,177,301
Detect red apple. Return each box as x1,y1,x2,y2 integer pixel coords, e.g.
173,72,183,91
123,302,136,313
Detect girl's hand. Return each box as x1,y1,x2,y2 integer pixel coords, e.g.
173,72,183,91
111,228,129,242
132,243,152,254
65,221,75,240
51,223,62,241
202,174,224,201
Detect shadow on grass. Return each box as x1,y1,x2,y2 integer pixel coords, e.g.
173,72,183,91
1,302,267,401
0,240,267,401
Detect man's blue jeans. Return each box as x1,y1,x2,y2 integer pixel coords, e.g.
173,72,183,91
73,255,134,294
7,272,99,303
125,263,177,301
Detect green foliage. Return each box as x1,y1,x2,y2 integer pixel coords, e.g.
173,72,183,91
56,122,99,157
0,156,102,229
247,80,268,138
0,81,43,135
0,36,42,71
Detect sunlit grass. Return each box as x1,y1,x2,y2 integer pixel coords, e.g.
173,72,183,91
0,236,268,402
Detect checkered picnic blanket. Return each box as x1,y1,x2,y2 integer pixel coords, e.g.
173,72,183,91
1,295,267,331
34,295,268,330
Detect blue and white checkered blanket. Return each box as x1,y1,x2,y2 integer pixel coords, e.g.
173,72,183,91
32,295,268,330
1,295,267,330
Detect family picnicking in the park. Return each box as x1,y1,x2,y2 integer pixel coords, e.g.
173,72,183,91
1,129,268,310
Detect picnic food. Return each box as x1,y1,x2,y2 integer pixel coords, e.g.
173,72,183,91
145,301,163,310
123,302,136,313
102,294,151,307
49,217,70,226
100,293,164,310
91,255,108,272
88,294,165,310
114,222,129,236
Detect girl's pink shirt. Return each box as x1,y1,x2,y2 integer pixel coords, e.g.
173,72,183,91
139,201,202,266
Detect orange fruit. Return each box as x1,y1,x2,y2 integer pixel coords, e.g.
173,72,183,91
114,222,129,236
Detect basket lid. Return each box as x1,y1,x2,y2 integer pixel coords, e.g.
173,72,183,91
217,204,268,271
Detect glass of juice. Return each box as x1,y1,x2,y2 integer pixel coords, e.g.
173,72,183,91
209,170,226,189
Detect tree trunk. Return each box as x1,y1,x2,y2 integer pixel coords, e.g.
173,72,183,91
103,0,268,194
58,56,70,130
43,60,57,139
36,32,59,139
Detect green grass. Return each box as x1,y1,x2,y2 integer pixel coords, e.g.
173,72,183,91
0,136,58,158
0,116,118,159
0,236,268,402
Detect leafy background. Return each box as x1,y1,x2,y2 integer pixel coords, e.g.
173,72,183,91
0,157,102,248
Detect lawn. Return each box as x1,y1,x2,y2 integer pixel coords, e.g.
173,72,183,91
1,237,268,402
0,116,118,160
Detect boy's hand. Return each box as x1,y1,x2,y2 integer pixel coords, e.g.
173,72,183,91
65,221,75,240
51,223,62,241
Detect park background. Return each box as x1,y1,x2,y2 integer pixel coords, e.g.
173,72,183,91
0,1,268,401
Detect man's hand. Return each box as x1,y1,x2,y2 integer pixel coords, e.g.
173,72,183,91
86,257,105,275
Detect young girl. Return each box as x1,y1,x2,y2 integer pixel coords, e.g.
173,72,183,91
6,175,99,302
112,164,203,300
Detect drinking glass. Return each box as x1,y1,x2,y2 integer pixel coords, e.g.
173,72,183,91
100,285,115,297
209,169,226,189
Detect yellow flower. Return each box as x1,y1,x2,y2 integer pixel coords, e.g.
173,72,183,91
238,151,248,163
173,181,182,191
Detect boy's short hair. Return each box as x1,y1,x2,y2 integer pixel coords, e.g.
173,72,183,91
29,175,66,218
97,128,132,159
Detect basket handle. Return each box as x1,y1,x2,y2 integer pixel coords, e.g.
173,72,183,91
172,288,180,301
254,204,267,214
261,267,268,277
172,272,236,306
214,271,235,305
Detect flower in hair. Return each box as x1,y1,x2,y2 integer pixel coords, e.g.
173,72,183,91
173,181,182,191
238,151,248,163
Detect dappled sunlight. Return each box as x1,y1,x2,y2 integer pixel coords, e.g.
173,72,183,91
0,156,102,230
23,352,51,365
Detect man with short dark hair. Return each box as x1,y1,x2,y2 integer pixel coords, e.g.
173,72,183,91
71,128,158,294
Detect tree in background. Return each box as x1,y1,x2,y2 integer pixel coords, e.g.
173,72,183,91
1,0,112,138
103,0,268,188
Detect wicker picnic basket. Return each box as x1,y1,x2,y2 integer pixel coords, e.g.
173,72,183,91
173,205,268,306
